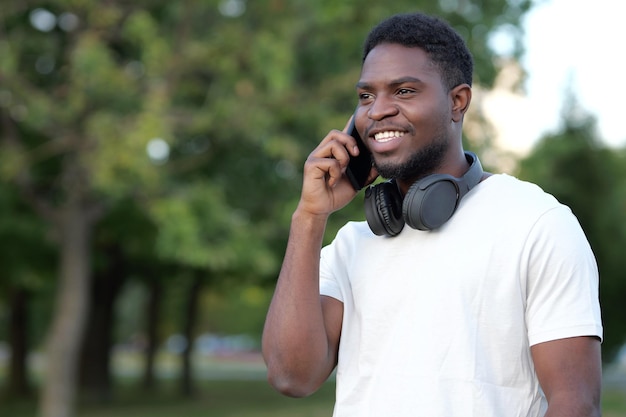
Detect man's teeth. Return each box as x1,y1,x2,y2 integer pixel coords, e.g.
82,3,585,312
374,131,405,142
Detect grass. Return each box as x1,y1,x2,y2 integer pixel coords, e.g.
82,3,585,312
2,354,626,416
603,390,626,417
0,379,335,417
1,380,625,417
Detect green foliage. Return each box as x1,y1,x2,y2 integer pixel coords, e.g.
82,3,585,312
199,286,272,338
0,0,542,406
148,180,277,274
0,186,56,288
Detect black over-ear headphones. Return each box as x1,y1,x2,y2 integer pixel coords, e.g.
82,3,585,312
364,151,483,236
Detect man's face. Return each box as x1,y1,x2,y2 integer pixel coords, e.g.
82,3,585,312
355,43,454,182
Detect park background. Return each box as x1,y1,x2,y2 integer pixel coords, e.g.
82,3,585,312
0,1,625,416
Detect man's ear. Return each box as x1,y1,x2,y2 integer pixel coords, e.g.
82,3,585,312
450,84,472,122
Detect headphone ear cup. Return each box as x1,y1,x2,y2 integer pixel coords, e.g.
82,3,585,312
402,177,459,231
364,181,405,236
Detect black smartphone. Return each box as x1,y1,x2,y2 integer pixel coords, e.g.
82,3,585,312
345,116,372,191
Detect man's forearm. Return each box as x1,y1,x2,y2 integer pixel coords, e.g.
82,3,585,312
262,210,336,396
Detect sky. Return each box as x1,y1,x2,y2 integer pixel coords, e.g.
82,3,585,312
484,0,625,155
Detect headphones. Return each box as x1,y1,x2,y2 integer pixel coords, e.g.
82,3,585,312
364,151,483,236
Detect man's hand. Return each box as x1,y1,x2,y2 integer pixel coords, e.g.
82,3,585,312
298,118,377,217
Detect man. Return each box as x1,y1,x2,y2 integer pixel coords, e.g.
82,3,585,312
262,12,603,417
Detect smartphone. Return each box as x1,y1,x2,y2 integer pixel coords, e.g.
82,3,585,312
345,116,372,191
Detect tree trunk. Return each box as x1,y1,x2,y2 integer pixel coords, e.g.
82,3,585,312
7,286,32,398
142,279,162,391
180,272,202,397
38,205,93,417
78,245,126,403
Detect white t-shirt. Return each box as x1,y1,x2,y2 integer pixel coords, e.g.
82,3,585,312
320,174,602,417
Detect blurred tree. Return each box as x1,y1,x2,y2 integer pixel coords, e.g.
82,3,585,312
0,0,533,415
0,184,55,399
141,275,165,392
77,199,158,402
0,3,170,414
517,97,626,362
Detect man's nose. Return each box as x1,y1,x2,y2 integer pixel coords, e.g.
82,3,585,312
367,95,399,121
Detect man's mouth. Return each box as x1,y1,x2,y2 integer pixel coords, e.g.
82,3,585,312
374,131,406,143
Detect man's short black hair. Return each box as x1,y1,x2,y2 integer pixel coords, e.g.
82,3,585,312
363,12,474,90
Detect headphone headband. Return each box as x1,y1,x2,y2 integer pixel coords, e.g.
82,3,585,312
458,151,483,197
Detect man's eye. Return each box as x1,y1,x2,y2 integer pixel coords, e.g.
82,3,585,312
398,88,414,95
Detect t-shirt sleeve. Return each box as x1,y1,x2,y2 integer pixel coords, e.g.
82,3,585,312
524,206,603,346
319,243,345,302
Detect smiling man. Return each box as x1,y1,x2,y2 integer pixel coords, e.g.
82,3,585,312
262,12,602,417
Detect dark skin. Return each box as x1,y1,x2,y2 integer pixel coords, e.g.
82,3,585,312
532,337,602,417
262,43,602,416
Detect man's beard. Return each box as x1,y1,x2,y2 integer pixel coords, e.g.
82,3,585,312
374,137,448,183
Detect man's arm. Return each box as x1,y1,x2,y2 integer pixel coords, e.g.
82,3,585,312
262,121,375,397
531,336,602,417
262,210,343,397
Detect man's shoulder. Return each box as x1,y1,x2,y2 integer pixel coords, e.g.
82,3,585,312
334,220,372,240
481,173,560,206
471,174,572,229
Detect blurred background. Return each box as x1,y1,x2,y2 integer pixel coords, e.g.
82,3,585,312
0,1,624,416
